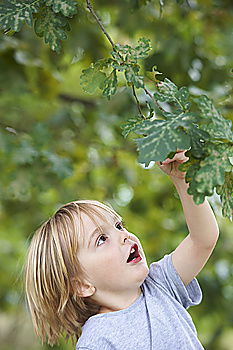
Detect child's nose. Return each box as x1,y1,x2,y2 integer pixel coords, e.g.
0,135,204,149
120,231,130,245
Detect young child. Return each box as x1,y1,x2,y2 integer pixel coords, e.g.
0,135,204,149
25,150,219,349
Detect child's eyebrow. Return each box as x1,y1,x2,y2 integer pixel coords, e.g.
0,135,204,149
87,225,105,248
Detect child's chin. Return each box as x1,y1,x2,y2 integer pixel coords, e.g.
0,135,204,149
137,264,150,283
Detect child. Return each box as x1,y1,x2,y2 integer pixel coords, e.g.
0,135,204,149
25,150,219,349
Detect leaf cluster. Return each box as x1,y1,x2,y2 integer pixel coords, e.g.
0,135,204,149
1,1,232,221
80,30,233,219
123,77,233,219
0,0,78,52
80,38,152,99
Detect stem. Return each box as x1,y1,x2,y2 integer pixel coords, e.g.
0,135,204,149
144,87,164,112
144,87,153,99
132,85,144,118
86,0,115,48
86,0,154,119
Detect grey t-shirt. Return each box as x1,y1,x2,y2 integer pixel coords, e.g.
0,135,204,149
76,254,204,350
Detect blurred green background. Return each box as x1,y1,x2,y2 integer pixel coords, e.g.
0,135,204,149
0,0,232,349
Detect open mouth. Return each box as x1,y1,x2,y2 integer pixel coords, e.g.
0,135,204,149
127,243,142,263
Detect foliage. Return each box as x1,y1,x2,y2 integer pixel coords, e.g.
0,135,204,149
0,0,43,32
1,2,232,219
0,0,233,349
80,38,152,97
122,77,233,218
0,0,77,52
80,35,233,219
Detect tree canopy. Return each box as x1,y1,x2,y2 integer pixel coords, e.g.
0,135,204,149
0,1,233,349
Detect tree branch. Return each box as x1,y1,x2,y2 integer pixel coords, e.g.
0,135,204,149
58,93,96,107
132,85,145,118
85,0,158,116
86,0,115,48
144,87,164,112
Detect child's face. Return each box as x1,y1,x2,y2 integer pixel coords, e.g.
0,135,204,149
77,210,149,303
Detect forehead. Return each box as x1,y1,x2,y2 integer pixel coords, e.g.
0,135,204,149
78,206,121,245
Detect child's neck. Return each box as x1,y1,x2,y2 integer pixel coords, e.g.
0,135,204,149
97,287,142,314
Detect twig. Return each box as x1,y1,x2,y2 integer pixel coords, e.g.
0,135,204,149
132,85,145,118
144,87,153,99
58,93,96,107
85,0,157,118
144,87,164,112
86,0,115,48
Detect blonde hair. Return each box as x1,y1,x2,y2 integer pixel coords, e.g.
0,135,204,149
25,200,121,345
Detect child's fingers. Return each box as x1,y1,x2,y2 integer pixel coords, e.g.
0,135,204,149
156,161,163,166
159,151,189,165
173,151,189,163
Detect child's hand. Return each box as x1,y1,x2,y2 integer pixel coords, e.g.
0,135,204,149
156,150,189,180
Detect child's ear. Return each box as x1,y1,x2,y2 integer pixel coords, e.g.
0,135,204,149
72,278,96,298
78,283,96,298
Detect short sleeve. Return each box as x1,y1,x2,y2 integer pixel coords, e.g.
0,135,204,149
76,335,116,350
148,253,202,309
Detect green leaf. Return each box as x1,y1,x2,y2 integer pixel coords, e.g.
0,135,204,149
133,113,194,164
196,95,233,142
181,157,205,204
133,37,152,60
125,65,144,88
80,64,107,94
110,38,150,91
101,70,118,99
179,156,200,182
0,0,43,32
216,172,233,221
94,58,113,70
154,78,190,111
187,179,206,205
46,0,77,17
121,116,144,138
187,144,233,203
195,144,232,189
145,65,163,83
114,37,151,62
156,78,178,97
80,58,112,94
177,86,190,109
34,7,70,52
187,125,210,158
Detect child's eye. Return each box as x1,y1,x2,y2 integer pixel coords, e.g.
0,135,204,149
115,222,124,230
97,234,108,246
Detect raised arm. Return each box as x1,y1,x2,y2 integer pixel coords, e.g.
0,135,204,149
157,151,219,286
